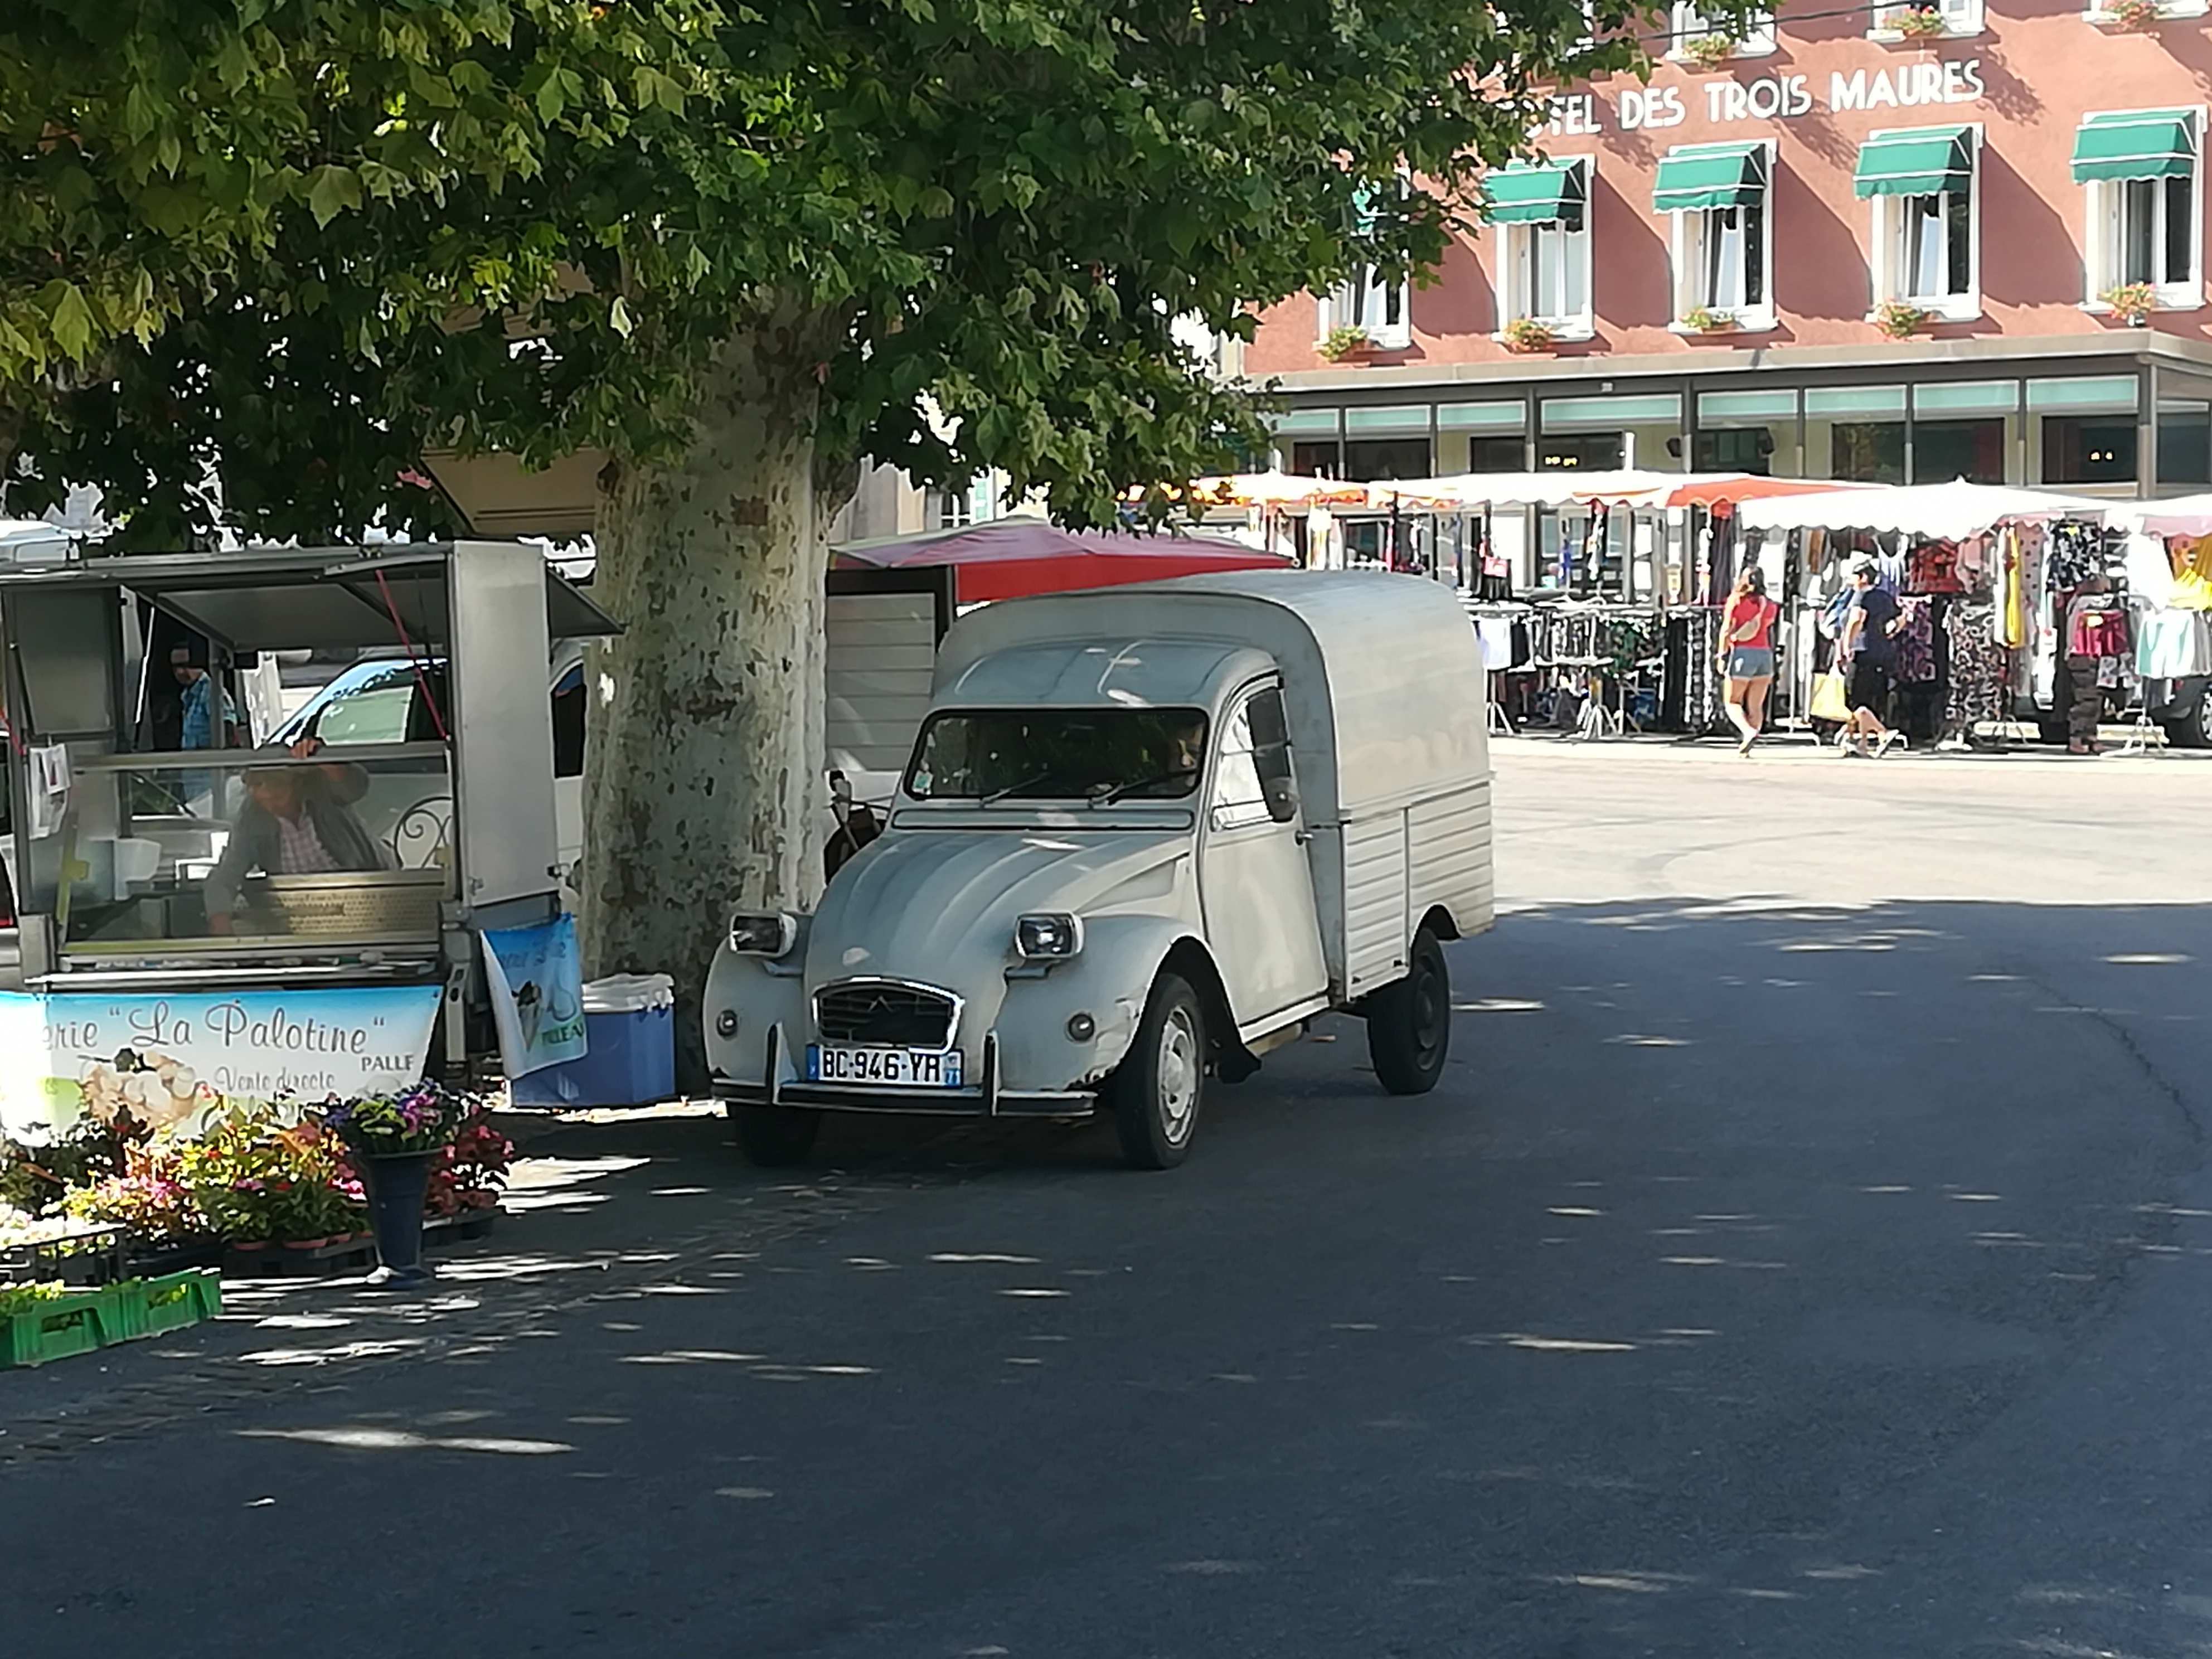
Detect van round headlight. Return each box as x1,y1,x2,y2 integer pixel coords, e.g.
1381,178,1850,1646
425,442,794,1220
729,911,797,958
1015,913,1084,961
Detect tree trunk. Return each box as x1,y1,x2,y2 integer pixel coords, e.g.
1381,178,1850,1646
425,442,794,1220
583,309,836,1089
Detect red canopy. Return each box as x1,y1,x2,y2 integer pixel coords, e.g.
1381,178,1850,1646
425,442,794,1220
832,520,1293,604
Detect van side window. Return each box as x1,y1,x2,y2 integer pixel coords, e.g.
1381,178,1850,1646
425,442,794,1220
551,665,586,779
1210,686,1298,831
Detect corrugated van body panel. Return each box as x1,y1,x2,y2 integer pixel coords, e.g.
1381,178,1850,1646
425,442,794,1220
1409,781,1495,937
1341,811,1410,997
827,591,939,774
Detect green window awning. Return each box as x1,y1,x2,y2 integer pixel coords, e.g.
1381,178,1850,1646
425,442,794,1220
2072,110,2198,183
1486,161,1586,226
1652,143,1765,214
1854,125,1974,198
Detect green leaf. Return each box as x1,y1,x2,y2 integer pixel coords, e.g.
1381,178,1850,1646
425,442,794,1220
304,164,363,227
43,283,95,360
609,296,634,337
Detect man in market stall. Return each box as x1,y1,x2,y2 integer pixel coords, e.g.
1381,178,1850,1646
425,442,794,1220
202,738,389,934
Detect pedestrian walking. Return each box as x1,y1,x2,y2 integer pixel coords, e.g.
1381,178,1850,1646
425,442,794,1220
1716,565,1780,756
1836,555,1904,758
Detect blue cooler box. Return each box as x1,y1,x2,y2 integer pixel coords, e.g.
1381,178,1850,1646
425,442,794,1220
511,974,676,1107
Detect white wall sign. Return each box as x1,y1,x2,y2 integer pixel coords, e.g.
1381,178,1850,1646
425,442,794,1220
1545,60,1986,137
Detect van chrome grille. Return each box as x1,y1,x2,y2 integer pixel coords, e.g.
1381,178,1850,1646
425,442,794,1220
814,981,957,1049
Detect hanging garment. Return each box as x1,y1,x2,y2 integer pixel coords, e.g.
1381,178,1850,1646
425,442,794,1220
1908,541,1965,595
1477,617,1516,670
2046,520,2104,589
1894,598,1938,685
2137,609,2212,679
2067,596,2131,661
2127,532,2177,608
1946,602,2009,727
1996,527,2028,648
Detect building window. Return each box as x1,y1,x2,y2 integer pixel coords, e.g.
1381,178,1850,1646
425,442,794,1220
1490,159,1593,337
2075,109,2203,312
1670,2,1776,55
1869,0,1981,37
1320,265,1410,350
2043,418,2137,483
1656,142,1773,329
929,488,973,530
1859,125,1980,321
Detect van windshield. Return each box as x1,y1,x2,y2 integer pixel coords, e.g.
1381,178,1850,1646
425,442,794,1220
906,708,1209,803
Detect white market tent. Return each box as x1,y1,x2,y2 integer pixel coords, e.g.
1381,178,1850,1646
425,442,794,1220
2108,494,2212,538
1734,481,2109,542
1365,470,1687,512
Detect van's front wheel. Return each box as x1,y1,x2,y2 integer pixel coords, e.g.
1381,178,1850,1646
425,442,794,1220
731,1103,823,1167
1105,973,1206,1170
1366,929,1451,1095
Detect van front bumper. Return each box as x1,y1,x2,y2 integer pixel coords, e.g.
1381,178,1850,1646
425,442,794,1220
710,1025,1097,1121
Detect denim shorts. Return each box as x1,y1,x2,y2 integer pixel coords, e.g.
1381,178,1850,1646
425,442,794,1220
1726,646,1775,679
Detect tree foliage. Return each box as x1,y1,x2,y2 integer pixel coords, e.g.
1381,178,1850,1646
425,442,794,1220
3,0,1660,532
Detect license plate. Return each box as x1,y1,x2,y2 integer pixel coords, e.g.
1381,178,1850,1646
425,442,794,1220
806,1045,964,1089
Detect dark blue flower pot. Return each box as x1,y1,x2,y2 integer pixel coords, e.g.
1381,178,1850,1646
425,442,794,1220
358,1150,435,1287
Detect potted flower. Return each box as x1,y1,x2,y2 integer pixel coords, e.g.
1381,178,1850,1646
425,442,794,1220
1893,4,1948,36
317,1081,483,1287
2103,281,2157,326
1682,305,1736,334
1875,299,1933,339
2106,0,2160,28
1501,316,1555,353
1318,324,1375,362
1683,32,1738,69
176,1108,363,1251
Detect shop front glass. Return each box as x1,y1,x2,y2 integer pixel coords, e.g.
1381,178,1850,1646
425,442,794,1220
35,749,455,957
1911,380,2017,485
1806,385,1906,484
1343,405,1432,481
2158,395,2212,487
1275,407,1343,476
1437,400,1527,473
2030,375,2140,487
1694,389,1798,477
1538,392,1684,472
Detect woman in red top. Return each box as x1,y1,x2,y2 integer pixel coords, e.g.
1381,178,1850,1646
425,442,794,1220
1716,565,1780,756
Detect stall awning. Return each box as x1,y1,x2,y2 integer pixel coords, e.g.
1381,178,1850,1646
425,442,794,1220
0,544,622,652
1485,161,1585,225
1652,143,1765,213
1854,126,1974,198
2071,110,2197,183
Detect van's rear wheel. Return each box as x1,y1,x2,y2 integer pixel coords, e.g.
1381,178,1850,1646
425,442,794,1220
1366,929,1451,1095
1105,973,1206,1170
731,1103,822,1167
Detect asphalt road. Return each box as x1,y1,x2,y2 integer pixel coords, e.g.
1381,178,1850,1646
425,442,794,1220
7,739,2211,1658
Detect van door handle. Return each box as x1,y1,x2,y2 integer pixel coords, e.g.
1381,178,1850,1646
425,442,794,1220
1294,828,1313,846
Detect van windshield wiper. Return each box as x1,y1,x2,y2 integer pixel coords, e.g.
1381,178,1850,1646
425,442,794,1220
978,769,1066,806
1092,768,1196,807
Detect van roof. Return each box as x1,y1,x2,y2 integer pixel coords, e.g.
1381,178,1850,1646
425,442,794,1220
934,570,1488,819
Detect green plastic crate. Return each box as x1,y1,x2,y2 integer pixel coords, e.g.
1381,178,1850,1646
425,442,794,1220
134,1270,221,1336
0,1288,122,1369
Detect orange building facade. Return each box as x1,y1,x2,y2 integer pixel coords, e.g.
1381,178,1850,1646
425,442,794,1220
1247,0,2212,495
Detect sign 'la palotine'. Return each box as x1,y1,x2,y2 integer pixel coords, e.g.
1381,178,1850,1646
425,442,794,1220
1546,60,1988,134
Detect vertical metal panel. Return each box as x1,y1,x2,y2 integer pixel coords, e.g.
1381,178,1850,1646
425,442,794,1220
449,541,558,908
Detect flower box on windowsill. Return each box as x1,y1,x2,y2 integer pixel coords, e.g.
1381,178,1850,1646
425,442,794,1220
2085,0,2204,25
1500,318,1558,354
1668,311,1773,338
